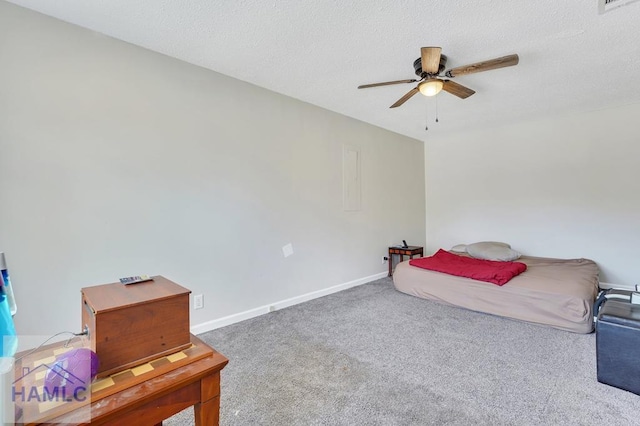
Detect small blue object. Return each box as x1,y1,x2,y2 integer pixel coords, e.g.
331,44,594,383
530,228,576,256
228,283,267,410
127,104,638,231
0,273,17,357
0,253,17,315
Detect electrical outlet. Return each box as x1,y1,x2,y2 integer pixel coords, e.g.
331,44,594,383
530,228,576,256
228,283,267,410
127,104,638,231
194,294,204,310
382,256,389,264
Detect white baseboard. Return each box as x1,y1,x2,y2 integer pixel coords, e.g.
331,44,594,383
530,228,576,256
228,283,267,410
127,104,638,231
190,271,388,335
599,281,636,291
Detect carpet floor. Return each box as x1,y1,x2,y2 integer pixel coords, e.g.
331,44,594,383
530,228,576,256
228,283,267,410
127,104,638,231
166,277,638,425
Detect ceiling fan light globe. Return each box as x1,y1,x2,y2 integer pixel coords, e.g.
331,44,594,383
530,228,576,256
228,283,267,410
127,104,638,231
418,79,444,97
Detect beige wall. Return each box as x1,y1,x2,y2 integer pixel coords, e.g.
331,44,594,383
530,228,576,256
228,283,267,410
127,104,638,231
425,102,640,286
0,2,425,336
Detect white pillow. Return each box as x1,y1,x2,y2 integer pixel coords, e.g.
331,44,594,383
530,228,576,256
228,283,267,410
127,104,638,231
450,244,468,253
466,242,521,261
475,241,511,248
450,241,510,253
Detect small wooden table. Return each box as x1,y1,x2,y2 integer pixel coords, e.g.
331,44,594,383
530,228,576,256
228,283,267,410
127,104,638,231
388,246,423,276
13,335,228,425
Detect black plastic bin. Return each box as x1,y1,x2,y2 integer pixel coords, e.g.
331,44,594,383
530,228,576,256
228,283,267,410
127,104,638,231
596,299,640,395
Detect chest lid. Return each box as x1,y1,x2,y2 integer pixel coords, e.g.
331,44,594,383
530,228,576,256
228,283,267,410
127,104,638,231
81,275,191,313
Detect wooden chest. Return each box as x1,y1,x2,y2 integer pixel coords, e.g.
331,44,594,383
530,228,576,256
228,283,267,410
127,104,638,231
81,276,191,377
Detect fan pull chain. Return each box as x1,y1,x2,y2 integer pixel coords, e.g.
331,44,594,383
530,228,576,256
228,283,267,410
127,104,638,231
435,95,439,123
425,100,429,131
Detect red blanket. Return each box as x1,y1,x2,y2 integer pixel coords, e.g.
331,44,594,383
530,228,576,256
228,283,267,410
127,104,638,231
409,249,527,286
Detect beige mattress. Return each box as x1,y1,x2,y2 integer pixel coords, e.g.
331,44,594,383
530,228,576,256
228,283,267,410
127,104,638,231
393,254,599,333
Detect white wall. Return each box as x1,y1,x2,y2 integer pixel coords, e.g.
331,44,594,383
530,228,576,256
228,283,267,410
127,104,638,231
425,102,640,285
0,2,425,336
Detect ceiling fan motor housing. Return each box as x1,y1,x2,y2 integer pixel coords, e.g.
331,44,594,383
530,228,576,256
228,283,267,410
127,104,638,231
414,54,447,77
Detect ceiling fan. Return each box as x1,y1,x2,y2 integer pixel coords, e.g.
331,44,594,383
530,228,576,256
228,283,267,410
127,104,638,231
358,47,519,108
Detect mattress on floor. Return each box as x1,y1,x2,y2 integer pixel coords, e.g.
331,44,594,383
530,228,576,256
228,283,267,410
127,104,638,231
393,254,599,333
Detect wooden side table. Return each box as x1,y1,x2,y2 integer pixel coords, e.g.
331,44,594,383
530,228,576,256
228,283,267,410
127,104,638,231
388,246,424,276
12,334,228,426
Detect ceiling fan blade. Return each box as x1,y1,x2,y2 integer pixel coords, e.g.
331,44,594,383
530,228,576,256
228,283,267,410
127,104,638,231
390,87,420,108
421,47,442,74
445,54,519,77
442,80,475,99
358,79,418,89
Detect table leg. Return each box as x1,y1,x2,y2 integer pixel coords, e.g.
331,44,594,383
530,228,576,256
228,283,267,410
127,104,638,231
194,396,219,426
196,373,221,426
388,252,393,277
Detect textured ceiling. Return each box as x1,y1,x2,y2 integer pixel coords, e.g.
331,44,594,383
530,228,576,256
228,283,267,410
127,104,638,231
6,0,640,140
